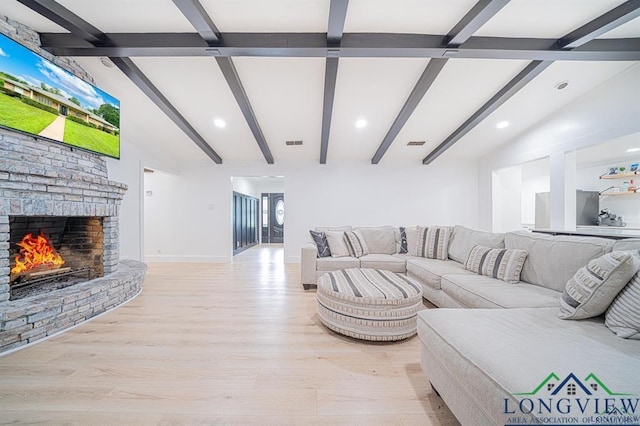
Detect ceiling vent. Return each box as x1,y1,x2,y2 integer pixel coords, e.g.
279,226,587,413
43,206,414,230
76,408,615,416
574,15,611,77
407,141,426,146
285,140,303,146
143,168,155,173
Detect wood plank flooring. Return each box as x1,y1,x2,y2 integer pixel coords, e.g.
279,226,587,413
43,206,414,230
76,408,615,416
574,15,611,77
0,245,459,425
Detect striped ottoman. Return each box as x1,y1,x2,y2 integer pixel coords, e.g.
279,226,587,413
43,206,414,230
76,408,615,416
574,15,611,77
316,268,423,341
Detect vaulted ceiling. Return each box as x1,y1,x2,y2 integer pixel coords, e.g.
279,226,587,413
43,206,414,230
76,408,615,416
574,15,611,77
4,0,640,166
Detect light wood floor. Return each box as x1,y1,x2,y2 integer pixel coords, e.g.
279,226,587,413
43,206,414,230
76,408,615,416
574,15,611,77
0,245,459,425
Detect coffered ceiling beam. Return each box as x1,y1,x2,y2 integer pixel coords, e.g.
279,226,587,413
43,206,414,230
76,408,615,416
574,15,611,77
560,0,640,49
422,1,640,165
422,60,552,165
171,0,220,43
39,32,640,61
371,0,511,164
112,58,222,164
446,0,511,46
216,57,274,164
21,0,223,164
17,0,105,44
320,0,349,164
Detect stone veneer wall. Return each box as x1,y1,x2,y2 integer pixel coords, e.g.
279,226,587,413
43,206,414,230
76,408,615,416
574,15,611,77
0,15,145,354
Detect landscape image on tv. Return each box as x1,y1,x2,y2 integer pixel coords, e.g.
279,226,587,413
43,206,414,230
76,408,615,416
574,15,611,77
0,33,120,158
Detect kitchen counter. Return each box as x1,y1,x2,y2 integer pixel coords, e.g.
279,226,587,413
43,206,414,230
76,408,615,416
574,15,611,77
533,227,640,239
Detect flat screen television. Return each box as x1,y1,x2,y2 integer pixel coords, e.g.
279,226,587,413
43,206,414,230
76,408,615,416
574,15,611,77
0,33,120,159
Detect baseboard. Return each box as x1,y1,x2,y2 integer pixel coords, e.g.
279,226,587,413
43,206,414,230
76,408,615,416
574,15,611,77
144,255,229,263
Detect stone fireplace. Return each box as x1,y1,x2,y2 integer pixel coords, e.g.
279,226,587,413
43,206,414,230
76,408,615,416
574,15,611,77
0,133,146,353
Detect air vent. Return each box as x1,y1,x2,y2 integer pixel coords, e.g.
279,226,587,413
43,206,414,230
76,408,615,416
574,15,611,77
407,141,426,146
143,168,155,173
285,140,303,146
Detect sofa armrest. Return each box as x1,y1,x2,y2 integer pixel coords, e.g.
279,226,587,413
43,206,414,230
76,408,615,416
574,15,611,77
301,243,318,286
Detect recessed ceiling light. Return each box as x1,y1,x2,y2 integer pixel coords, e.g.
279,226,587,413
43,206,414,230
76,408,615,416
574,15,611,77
214,119,226,128
496,121,509,129
555,81,569,90
627,147,640,153
355,119,367,129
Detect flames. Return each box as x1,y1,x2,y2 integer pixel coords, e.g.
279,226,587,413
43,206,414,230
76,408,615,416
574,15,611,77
11,232,65,276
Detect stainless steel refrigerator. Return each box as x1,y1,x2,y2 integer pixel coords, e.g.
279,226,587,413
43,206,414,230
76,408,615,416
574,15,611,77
535,190,599,228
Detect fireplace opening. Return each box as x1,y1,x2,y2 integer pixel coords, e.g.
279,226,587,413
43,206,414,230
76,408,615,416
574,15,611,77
8,216,104,300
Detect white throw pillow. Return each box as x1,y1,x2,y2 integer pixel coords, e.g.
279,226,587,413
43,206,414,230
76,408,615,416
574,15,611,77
404,226,420,256
605,271,640,339
559,251,640,320
324,230,350,258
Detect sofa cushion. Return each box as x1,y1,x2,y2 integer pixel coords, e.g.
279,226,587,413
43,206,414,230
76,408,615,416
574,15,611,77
606,271,640,339
448,225,505,263
406,257,472,290
464,246,528,284
613,238,640,252
315,226,352,233
354,226,397,255
309,230,331,258
441,274,561,308
417,226,451,260
359,254,406,273
344,230,369,258
505,231,615,292
405,226,420,256
417,308,640,426
316,256,360,271
324,230,350,258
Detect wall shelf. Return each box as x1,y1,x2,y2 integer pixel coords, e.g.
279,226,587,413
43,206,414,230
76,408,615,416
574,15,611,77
600,173,639,180
600,191,639,197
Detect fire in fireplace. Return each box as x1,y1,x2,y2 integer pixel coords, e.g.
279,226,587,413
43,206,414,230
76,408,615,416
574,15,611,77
11,232,66,279
8,216,105,300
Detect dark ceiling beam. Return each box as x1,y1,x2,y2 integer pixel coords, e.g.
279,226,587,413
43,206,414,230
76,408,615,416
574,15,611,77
327,0,349,44
20,0,224,164
370,59,448,164
560,0,640,49
171,0,273,164
215,57,274,164
422,1,640,165
446,0,510,46
39,32,640,61
320,0,349,164
17,0,105,44
171,0,220,43
422,60,552,164
111,58,222,164
371,0,511,164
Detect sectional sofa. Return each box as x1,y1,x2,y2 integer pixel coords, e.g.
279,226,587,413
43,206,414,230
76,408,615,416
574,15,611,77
302,225,640,426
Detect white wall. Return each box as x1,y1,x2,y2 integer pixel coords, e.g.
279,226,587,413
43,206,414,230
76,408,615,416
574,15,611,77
478,65,640,230
492,166,523,232
231,177,261,199
142,158,479,263
521,158,550,227
107,141,177,261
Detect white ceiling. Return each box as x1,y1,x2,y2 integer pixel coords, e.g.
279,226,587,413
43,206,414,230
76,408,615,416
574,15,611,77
2,0,639,166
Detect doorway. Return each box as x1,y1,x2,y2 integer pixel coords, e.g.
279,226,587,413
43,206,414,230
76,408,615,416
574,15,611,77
262,193,284,243
233,191,259,255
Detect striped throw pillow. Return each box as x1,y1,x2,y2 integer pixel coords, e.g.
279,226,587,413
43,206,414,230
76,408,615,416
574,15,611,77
465,245,528,284
559,251,640,320
416,226,450,260
344,230,369,258
606,271,640,339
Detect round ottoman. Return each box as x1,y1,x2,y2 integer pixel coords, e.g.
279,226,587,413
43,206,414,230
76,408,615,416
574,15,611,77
316,268,423,341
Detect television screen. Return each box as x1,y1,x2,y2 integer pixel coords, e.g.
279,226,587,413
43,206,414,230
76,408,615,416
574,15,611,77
0,33,120,159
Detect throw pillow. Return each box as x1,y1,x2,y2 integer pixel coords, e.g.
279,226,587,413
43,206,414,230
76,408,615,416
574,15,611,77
309,230,331,258
324,230,350,258
465,245,528,284
399,227,408,254
405,226,420,256
344,230,369,258
559,251,640,320
605,271,640,339
416,226,450,260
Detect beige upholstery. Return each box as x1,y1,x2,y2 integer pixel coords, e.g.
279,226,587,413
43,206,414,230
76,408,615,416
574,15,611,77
355,226,398,255
359,253,406,272
448,225,505,263
406,258,473,290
